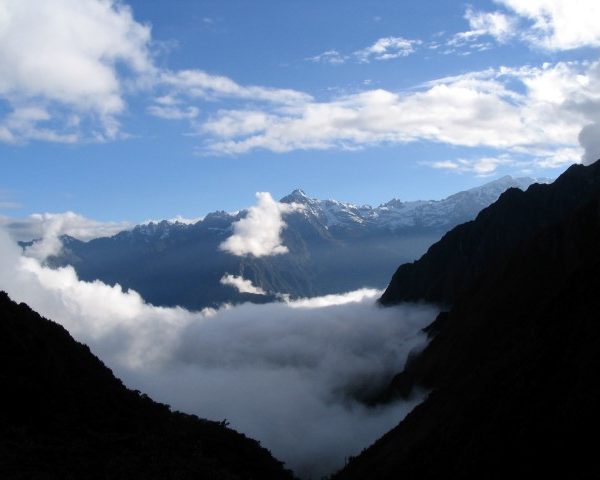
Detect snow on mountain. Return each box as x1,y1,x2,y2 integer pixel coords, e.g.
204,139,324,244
279,176,547,232
106,175,548,243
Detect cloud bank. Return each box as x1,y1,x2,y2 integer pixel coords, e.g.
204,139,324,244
0,229,438,478
219,192,302,257
498,0,600,50
202,62,590,162
0,211,132,260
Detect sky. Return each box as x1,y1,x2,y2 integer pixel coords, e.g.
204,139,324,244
3,0,600,225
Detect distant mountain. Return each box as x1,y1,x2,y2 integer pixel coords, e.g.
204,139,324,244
50,176,542,310
334,161,600,479
0,291,294,479
281,175,538,233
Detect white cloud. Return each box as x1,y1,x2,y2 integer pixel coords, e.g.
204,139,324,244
219,192,303,257
309,37,420,66
460,2,600,51
579,124,600,166
432,155,515,175
0,229,439,478
307,49,347,65
202,110,277,138
498,0,600,50
201,61,597,167
0,0,153,142
159,69,312,105
1,212,131,258
355,36,420,62
220,274,267,295
148,69,314,126
458,7,516,43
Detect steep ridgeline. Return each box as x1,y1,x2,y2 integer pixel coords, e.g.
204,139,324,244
380,162,600,306
0,292,294,479
335,161,600,479
50,176,538,310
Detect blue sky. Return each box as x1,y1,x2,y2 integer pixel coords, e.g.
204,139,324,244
2,0,600,225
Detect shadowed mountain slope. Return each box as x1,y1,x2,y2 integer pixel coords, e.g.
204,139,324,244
0,291,294,479
380,161,600,306
335,162,600,479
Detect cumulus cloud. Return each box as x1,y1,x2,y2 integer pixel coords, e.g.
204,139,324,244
219,192,303,257
201,61,596,169
579,124,600,166
220,274,266,295
447,7,515,50
460,2,600,51
465,7,515,41
0,229,438,478
0,0,153,142
498,0,600,50
1,212,131,259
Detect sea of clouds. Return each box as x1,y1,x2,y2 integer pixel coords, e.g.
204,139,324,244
0,229,437,478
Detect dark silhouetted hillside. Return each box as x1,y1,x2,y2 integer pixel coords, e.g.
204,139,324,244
335,161,600,478
380,161,600,306
0,292,294,479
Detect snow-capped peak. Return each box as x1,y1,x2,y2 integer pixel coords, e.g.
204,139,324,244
277,175,546,231
280,189,312,205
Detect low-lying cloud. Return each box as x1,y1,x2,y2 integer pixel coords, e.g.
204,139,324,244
219,192,303,257
0,211,132,260
0,229,438,478
220,274,266,295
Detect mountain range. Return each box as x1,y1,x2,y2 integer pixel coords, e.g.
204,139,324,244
50,176,540,310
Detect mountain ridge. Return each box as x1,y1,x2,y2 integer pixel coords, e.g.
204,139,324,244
48,175,543,310
380,163,600,306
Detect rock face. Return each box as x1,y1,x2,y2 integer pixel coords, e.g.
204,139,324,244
49,177,539,310
334,161,600,479
0,291,294,480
